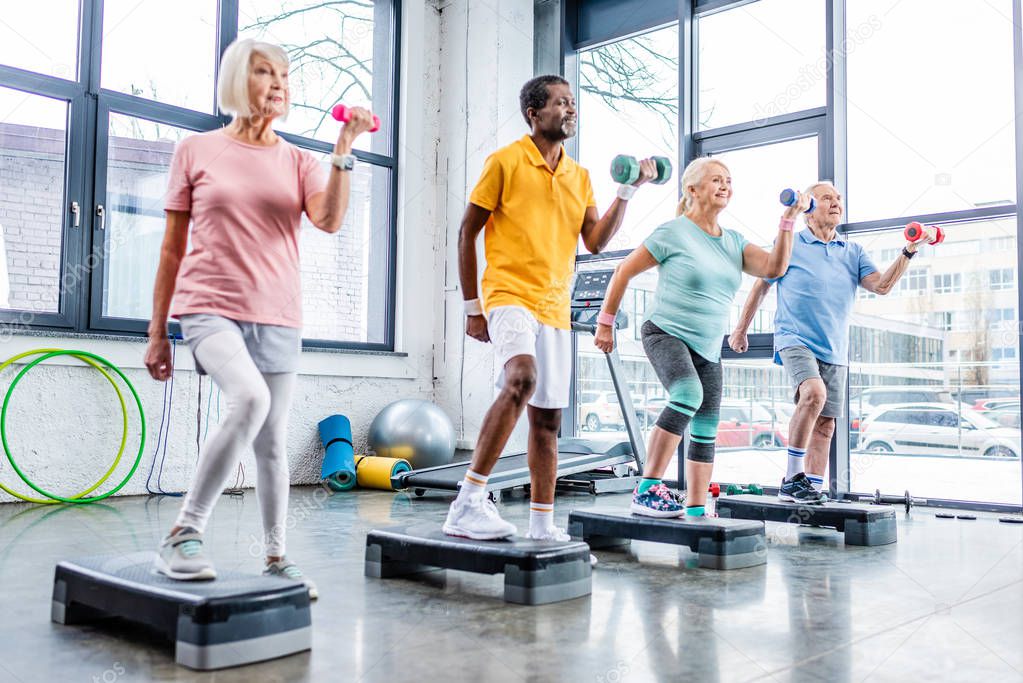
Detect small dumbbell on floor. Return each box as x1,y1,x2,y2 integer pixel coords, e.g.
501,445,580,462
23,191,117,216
610,155,673,185
725,483,764,496
857,488,926,514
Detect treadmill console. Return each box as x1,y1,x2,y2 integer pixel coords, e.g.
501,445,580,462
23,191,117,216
570,269,629,331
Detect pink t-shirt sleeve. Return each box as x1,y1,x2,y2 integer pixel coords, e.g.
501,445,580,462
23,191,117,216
300,150,328,210
165,139,193,212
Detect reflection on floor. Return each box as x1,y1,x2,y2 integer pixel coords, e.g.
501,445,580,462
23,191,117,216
0,487,1021,682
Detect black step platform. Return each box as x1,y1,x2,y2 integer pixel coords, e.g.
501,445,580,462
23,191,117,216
52,553,311,670
365,523,591,604
567,508,767,569
716,495,897,546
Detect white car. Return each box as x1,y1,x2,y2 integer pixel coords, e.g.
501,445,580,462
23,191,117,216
577,391,645,432
858,402,1020,459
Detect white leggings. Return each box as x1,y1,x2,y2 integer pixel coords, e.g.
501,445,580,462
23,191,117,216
174,330,295,557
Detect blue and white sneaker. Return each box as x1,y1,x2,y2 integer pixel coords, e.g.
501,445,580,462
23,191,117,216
778,473,825,505
630,483,686,518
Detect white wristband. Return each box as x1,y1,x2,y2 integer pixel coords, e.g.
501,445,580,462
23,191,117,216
616,184,638,201
464,299,483,316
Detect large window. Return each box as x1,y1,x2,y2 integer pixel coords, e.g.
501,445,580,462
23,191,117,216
0,1,399,349
570,0,1023,508
850,224,1020,505
846,0,1016,222
0,87,69,314
698,0,825,130
577,24,679,253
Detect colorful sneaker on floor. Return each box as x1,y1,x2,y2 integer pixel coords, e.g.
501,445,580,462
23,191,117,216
153,527,216,581
442,496,517,540
778,473,825,505
264,559,318,601
630,483,686,518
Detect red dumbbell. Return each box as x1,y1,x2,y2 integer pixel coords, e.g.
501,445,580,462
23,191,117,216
331,104,380,133
709,483,720,497
904,221,944,245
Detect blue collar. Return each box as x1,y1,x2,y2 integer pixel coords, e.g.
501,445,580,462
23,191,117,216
799,228,846,246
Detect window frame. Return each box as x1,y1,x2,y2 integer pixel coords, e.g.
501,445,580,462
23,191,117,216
0,0,402,351
564,0,1023,511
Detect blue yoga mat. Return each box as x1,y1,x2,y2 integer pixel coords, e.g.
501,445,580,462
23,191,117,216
318,415,356,491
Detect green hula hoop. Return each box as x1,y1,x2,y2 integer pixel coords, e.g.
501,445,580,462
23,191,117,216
0,349,127,504
0,349,146,504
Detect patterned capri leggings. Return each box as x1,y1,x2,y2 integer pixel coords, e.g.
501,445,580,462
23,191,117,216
640,320,723,463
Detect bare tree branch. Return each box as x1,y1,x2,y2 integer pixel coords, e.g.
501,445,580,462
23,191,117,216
579,34,679,131
239,0,373,31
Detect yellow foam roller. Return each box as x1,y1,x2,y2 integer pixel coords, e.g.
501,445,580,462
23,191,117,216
353,454,411,490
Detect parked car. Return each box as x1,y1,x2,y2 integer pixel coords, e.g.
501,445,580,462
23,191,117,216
578,391,645,432
857,402,1020,459
850,387,955,448
638,399,788,447
954,388,1018,405
717,401,789,448
980,400,1022,429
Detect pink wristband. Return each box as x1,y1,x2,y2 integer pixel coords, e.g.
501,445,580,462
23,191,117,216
597,312,616,327
779,218,795,232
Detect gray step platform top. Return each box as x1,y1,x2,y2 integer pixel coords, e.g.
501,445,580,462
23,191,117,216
567,507,768,569
569,507,765,542
716,495,897,526
366,523,591,573
55,552,306,603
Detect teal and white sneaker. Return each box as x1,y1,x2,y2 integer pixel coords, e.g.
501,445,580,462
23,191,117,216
154,527,216,581
264,559,318,601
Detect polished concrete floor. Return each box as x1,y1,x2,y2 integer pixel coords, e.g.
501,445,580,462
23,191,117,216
0,487,1021,682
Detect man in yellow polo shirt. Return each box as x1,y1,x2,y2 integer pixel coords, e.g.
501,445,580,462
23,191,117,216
443,74,658,540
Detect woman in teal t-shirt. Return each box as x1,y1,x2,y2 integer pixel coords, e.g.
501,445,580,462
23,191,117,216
594,157,808,518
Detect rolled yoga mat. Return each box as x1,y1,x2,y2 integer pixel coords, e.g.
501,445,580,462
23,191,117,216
353,454,411,490
318,415,356,491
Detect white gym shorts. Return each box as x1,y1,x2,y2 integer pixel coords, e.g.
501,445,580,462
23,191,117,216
487,305,572,409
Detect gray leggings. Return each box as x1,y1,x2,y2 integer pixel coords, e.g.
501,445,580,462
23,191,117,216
641,321,722,463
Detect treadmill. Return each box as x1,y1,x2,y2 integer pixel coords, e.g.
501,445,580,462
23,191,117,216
394,269,647,496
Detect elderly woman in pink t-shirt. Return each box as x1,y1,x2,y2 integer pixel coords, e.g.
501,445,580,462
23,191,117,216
144,38,374,597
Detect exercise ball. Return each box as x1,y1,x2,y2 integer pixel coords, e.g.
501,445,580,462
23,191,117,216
367,399,456,470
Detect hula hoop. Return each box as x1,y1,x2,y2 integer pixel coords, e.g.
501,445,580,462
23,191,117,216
0,349,127,504
0,349,146,504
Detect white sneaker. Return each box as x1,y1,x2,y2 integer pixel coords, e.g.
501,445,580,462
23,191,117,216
527,526,571,542
528,527,597,566
442,496,517,540
264,558,318,601
153,527,216,581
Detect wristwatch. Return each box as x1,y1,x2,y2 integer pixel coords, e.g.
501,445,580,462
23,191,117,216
330,153,356,172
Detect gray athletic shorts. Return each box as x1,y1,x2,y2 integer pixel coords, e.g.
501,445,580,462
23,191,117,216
777,345,846,418
178,314,301,375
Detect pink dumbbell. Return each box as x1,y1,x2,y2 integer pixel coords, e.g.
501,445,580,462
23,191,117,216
904,221,944,245
331,104,380,133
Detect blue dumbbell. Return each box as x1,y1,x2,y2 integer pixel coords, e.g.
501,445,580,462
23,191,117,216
779,188,816,214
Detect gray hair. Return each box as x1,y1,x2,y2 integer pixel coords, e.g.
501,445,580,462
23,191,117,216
803,180,836,224
677,157,730,216
217,38,290,120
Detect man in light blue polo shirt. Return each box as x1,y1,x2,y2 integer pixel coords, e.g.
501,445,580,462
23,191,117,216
729,181,926,503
